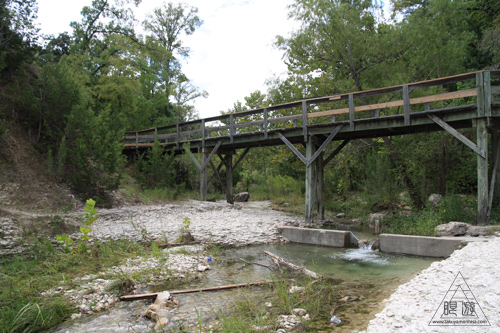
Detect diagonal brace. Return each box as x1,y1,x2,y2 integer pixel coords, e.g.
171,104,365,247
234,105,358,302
427,114,486,159
183,143,201,169
201,140,224,171
307,125,343,166
277,132,307,165
324,140,350,166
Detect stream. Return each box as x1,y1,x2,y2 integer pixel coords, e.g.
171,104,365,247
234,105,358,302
55,240,435,332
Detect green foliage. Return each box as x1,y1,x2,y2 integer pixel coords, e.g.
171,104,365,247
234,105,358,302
176,216,194,243
57,199,98,255
383,195,476,235
0,237,156,332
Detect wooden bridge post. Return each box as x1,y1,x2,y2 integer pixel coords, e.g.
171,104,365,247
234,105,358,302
477,71,491,224
316,149,325,220
224,153,234,204
305,136,317,223
200,147,208,201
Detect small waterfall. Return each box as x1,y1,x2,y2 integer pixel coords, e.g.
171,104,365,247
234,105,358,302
338,235,387,265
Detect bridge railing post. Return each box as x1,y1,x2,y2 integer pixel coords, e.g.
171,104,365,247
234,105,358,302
349,94,355,131
302,101,308,142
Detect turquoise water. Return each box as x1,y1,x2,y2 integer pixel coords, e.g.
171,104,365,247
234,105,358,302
56,243,436,332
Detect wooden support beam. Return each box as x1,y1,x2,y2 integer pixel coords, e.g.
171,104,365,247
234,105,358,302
307,125,343,166
277,132,307,165
201,140,223,171
477,118,488,224
208,160,224,188
225,154,234,204
305,137,316,223
183,144,201,170
316,150,324,220
487,132,500,223
200,147,208,201
324,140,350,166
427,114,486,158
209,159,224,189
233,147,250,169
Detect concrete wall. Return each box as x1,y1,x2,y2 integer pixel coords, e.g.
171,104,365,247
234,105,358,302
278,226,355,248
378,234,470,258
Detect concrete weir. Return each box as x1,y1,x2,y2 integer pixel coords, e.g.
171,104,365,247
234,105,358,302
279,227,482,258
378,233,477,258
278,226,358,248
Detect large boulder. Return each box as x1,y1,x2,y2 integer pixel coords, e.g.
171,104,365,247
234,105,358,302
435,221,470,236
234,192,250,202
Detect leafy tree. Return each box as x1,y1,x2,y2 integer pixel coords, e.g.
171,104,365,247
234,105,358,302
0,0,39,73
142,2,205,122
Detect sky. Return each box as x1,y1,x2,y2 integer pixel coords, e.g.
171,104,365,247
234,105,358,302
35,0,299,119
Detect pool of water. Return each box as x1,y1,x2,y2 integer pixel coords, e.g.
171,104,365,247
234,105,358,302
56,242,436,332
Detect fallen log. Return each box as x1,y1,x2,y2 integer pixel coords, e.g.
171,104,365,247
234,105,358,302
261,251,324,279
236,257,275,270
120,281,274,301
156,241,200,248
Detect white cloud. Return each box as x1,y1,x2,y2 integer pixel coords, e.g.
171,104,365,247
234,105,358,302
36,0,298,119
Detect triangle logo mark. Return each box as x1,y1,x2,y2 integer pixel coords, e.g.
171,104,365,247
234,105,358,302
429,271,490,326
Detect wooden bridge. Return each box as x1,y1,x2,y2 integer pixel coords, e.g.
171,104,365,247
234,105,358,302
124,70,500,224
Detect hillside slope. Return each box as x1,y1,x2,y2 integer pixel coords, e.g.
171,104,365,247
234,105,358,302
0,121,78,213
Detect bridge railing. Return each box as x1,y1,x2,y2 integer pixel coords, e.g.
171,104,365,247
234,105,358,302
123,70,500,149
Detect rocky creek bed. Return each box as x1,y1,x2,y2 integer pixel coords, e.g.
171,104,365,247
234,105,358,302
3,199,499,331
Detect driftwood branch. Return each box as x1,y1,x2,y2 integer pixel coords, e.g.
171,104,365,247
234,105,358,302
120,281,274,301
262,251,324,279
236,257,276,270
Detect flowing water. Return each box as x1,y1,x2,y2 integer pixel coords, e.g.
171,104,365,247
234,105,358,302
56,239,436,332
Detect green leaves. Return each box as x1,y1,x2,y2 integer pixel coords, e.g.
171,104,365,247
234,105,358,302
84,198,98,226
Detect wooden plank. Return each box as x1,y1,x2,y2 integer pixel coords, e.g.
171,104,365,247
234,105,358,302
119,281,275,301
427,114,485,158
308,89,478,119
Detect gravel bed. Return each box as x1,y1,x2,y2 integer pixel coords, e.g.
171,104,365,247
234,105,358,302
366,236,500,332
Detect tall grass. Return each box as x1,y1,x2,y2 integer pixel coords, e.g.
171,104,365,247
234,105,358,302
0,237,154,332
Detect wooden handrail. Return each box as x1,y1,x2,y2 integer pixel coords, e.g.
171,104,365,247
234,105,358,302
123,70,499,144
308,89,478,118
